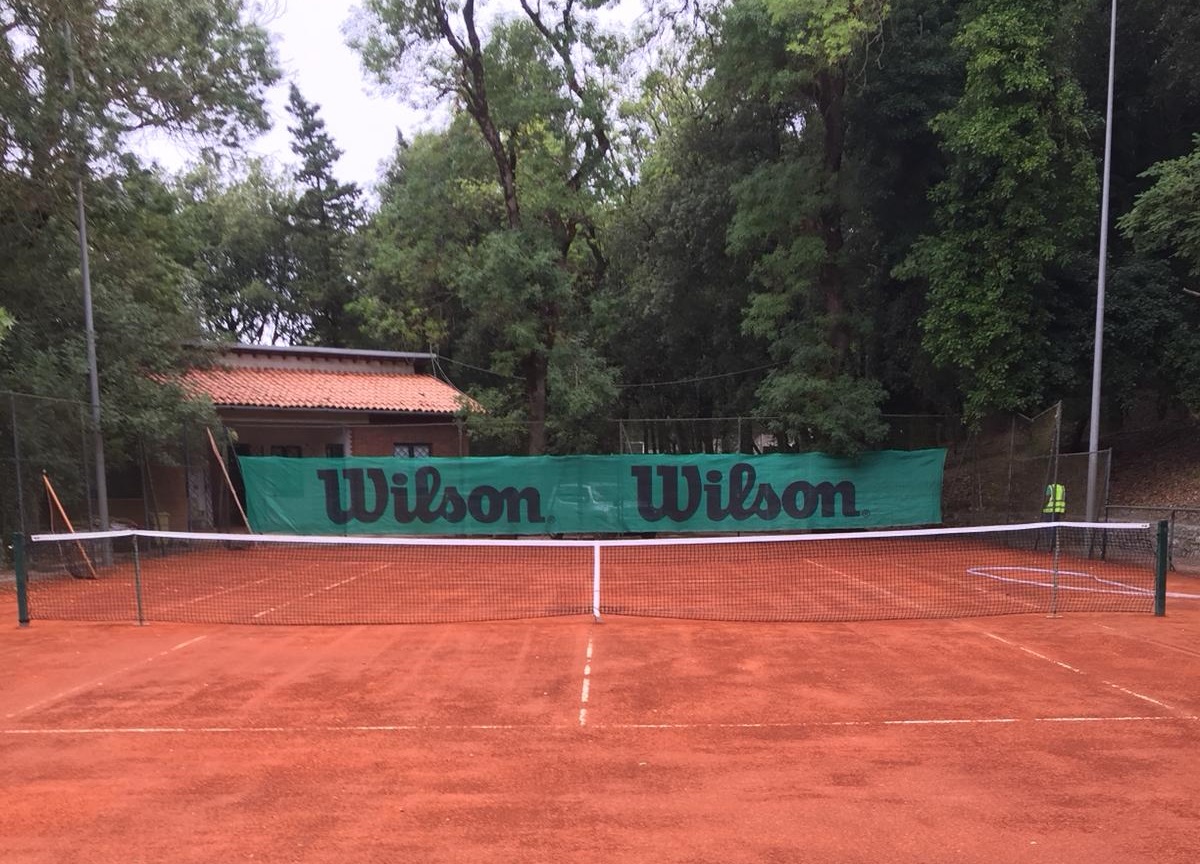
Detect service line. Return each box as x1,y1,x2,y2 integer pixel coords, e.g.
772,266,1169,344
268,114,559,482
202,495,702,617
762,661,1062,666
4,715,1197,736
4,635,208,720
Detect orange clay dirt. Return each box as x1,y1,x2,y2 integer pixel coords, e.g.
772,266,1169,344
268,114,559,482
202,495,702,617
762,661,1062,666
1,586,1199,863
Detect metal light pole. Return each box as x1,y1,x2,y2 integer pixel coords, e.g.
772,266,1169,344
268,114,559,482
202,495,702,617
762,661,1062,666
1086,0,1117,523
65,22,110,534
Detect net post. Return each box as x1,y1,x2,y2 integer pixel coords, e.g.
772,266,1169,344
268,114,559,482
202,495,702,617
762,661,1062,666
132,535,146,626
1048,521,1061,618
592,544,601,621
1154,520,1168,617
13,533,29,627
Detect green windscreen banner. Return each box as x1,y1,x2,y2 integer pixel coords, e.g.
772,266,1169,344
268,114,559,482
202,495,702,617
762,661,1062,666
237,450,945,536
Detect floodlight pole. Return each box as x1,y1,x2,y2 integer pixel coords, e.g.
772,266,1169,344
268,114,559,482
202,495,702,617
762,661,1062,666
1086,0,1117,523
65,22,110,535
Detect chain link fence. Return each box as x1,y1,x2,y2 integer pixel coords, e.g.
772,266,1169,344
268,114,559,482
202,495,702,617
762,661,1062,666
1105,505,1200,574
0,391,220,564
1,391,99,542
610,414,958,456
4,390,1188,558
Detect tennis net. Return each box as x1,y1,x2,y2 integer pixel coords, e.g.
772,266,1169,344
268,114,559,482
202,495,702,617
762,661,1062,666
12,521,1165,625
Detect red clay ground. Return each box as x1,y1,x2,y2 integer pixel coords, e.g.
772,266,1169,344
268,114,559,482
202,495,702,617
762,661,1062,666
1,589,1199,863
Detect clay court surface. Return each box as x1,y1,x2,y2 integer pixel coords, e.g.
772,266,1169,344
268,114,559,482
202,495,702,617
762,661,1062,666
1,580,1198,864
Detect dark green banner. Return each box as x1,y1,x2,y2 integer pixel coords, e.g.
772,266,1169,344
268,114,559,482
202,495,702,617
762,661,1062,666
237,450,945,535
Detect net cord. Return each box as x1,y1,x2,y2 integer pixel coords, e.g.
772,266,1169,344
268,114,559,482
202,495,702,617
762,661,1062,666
31,521,1152,549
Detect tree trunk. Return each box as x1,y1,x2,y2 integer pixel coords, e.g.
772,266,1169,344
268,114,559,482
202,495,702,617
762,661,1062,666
523,352,548,455
817,70,850,372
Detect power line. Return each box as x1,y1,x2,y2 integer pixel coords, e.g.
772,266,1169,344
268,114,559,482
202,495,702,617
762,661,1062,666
435,355,524,381
615,363,779,389
434,356,779,389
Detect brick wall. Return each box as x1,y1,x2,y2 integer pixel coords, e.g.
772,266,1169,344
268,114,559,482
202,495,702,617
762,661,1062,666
351,422,466,457
233,425,347,458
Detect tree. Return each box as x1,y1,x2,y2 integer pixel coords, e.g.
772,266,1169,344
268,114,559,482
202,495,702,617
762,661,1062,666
0,1,278,489
896,0,1096,422
604,23,772,446
845,0,963,413
352,1,620,454
0,307,12,345
709,0,890,452
356,115,619,454
285,84,363,346
1113,137,1200,415
1119,136,1200,279
173,156,305,344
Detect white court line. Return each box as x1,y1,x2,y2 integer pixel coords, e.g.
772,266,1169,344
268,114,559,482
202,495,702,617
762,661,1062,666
896,559,1047,614
980,631,1181,713
3,715,1197,736
578,635,594,727
249,565,390,620
174,576,277,608
4,635,208,720
804,557,931,616
252,576,361,620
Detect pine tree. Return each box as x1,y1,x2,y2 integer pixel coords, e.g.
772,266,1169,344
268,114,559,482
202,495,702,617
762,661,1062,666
285,84,362,346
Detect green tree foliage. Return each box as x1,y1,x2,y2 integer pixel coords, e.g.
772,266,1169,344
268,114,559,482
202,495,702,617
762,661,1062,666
1114,138,1200,415
285,84,363,346
0,1,277,473
173,156,304,344
897,0,1096,422
604,108,769,435
353,4,620,453
709,0,889,452
6,0,1200,471
1119,137,1200,278
1075,0,1200,226
350,128,483,353
357,114,619,454
845,0,963,412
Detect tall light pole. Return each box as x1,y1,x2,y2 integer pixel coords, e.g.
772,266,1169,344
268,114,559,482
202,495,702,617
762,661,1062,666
65,21,110,534
1086,0,1117,523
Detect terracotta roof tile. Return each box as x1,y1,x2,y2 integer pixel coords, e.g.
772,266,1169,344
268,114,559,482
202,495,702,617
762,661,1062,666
180,366,475,414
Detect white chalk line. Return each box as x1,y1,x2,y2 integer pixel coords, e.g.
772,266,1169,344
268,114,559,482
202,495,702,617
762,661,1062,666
803,558,931,616
3,715,1196,736
578,635,594,727
980,631,1182,713
4,635,209,720
249,565,389,620
967,565,1200,600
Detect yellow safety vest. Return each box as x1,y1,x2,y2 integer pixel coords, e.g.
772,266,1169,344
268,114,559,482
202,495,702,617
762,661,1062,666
1043,483,1066,515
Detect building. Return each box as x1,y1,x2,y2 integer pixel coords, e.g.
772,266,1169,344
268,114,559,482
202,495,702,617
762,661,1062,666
123,344,476,531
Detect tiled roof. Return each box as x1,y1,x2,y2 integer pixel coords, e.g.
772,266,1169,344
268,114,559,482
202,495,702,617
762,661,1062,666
180,366,476,414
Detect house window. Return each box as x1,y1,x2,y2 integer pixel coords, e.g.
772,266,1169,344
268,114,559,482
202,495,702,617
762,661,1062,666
393,443,432,458
325,443,345,458
270,445,302,458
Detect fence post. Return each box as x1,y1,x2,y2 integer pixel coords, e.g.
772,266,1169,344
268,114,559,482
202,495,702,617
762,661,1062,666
1168,509,1177,572
10,395,27,537
13,533,29,627
1154,520,1169,617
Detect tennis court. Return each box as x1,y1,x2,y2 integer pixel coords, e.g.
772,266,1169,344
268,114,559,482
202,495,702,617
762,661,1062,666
2,601,1199,863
